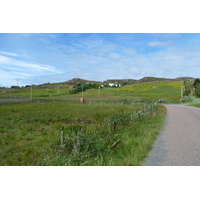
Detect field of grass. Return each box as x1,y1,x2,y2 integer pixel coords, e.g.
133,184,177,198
0,85,69,98
119,81,183,100
1,80,184,165
0,101,166,166
0,81,183,102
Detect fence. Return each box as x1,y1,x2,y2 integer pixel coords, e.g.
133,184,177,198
0,97,154,105
0,97,158,165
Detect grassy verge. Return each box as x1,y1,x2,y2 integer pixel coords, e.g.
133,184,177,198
0,101,166,166
98,104,167,166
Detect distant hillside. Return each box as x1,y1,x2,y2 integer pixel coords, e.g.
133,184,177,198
35,78,102,88
104,79,137,84
138,77,195,83
64,78,102,85
174,77,194,81
138,77,173,83
104,77,195,84
16,76,197,88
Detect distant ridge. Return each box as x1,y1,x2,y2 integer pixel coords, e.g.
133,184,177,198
24,76,197,88
104,79,137,84
138,77,172,83
104,77,195,84
64,78,102,84
174,77,194,81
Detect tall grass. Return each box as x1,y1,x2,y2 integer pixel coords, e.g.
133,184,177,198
0,101,166,165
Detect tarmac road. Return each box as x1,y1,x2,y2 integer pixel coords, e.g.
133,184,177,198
143,105,200,166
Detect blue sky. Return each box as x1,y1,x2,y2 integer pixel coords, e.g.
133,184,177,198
1,33,200,86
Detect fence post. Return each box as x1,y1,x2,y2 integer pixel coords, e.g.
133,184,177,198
60,131,65,148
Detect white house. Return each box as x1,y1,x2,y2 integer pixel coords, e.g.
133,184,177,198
109,83,115,87
108,83,122,87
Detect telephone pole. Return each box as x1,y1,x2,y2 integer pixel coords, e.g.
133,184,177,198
82,85,84,98
57,84,60,95
10,87,12,98
30,84,32,100
98,85,101,97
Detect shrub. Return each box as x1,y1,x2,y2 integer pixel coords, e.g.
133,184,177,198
195,84,200,97
193,78,200,89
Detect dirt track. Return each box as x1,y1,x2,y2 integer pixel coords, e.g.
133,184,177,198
143,105,200,166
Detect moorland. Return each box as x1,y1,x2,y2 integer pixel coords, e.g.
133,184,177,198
0,77,196,165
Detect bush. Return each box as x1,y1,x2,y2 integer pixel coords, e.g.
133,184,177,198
193,78,200,89
195,85,200,97
180,96,191,102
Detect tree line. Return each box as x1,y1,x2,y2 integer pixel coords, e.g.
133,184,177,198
193,78,200,97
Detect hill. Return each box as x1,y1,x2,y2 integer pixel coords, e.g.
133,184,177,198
104,79,137,84
11,76,196,89
64,78,102,85
104,77,195,85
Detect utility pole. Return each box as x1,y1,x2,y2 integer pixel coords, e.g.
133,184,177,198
181,84,183,98
82,85,84,98
16,79,19,86
98,85,101,97
57,84,60,95
30,84,32,100
10,87,12,98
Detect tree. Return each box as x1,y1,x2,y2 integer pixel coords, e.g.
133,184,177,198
195,84,200,97
193,78,200,89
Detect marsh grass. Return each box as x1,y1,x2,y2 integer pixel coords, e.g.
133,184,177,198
1,81,175,165
0,100,166,166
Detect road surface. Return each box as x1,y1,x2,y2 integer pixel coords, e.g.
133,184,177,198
143,105,200,166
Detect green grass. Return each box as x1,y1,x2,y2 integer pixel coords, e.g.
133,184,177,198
184,96,200,106
187,98,200,107
119,81,183,100
0,81,183,102
0,101,166,166
1,80,181,165
0,86,69,98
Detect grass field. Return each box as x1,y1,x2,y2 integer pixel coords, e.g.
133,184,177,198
118,81,183,100
0,101,166,166
0,81,183,102
1,80,184,165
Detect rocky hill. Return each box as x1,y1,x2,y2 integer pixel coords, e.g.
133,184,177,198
64,78,102,85
104,79,137,84
25,77,197,88
104,77,195,84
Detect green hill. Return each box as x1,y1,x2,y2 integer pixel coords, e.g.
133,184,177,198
118,81,183,100
0,80,183,102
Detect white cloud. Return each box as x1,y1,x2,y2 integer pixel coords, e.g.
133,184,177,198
0,69,19,86
2,36,200,87
0,53,62,86
0,55,60,73
12,60,59,73
108,52,121,59
0,51,19,57
53,44,200,82
147,41,171,47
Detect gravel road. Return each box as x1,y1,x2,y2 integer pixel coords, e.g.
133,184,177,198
143,105,200,166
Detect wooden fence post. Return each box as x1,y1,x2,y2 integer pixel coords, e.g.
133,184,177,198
60,131,65,148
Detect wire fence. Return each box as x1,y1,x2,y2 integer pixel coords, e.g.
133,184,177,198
0,97,155,105
0,102,158,162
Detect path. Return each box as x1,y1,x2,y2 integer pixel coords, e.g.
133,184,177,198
143,105,200,166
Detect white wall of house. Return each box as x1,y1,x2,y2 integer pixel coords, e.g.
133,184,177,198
108,83,122,87
109,83,115,87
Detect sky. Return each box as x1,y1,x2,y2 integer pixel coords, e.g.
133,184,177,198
1,33,200,87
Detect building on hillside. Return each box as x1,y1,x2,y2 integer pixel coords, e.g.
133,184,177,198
109,83,115,87
108,83,122,87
